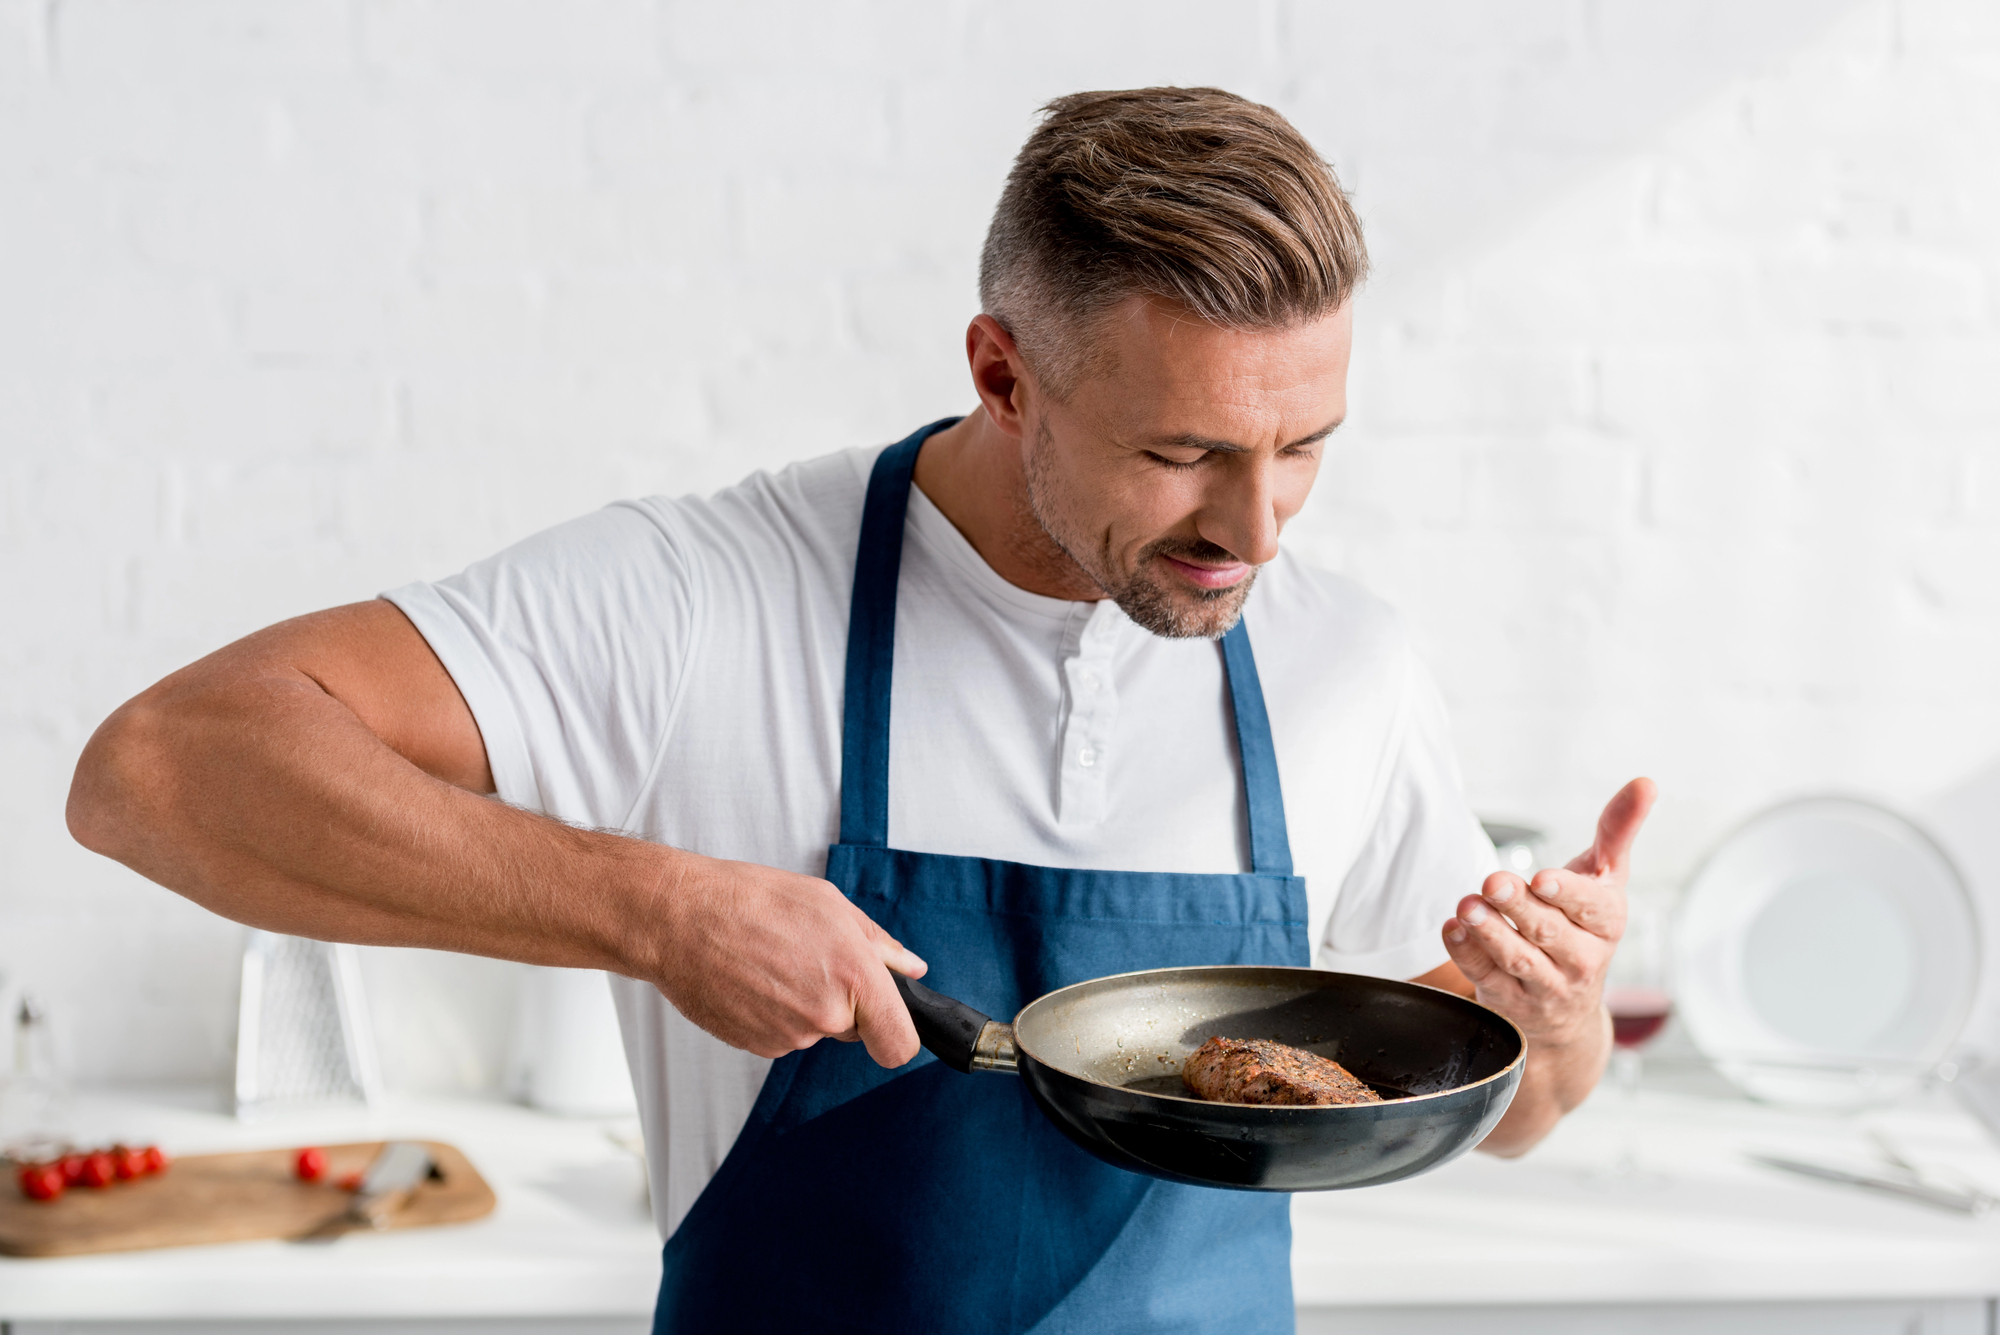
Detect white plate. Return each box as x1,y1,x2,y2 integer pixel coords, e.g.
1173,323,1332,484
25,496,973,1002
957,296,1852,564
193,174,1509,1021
1673,797,1979,1110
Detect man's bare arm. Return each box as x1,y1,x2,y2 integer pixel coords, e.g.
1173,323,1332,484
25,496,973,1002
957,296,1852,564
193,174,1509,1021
66,600,926,1067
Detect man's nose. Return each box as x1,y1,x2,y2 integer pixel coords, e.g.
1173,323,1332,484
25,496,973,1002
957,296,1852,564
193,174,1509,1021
1198,458,1283,566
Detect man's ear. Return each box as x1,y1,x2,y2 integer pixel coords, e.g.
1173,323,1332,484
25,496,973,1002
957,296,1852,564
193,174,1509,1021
965,314,1034,438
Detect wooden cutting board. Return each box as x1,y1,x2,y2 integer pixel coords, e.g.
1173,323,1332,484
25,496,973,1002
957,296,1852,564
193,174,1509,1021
0,1140,495,1257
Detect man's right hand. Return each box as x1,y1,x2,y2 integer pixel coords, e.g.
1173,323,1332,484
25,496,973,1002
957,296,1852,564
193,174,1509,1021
646,853,928,1069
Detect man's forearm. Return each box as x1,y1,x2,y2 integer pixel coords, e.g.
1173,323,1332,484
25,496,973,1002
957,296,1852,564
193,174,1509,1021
67,654,669,976
1478,1005,1611,1157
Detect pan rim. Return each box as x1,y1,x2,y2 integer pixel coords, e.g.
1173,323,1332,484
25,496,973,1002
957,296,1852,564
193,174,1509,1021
1011,963,1528,1111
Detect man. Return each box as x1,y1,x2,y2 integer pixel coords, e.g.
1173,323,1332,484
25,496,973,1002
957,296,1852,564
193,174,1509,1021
70,88,1652,1332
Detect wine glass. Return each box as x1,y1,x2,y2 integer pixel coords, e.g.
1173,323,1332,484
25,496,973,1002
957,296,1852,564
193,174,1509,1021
1594,901,1673,1183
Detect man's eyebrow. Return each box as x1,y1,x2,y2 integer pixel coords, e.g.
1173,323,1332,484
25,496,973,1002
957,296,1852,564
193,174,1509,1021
1150,420,1346,453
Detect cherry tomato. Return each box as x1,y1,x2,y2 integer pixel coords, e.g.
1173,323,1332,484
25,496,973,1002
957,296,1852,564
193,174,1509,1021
335,1170,364,1192
294,1147,327,1183
80,1152,117,1188
58,1154,89,1187
113,1146,148,1180
142,1145,169,1175
17,1163,64,1201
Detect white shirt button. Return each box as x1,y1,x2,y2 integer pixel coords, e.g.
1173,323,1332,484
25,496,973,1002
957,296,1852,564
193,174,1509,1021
1078,747,1097,768
1079,671,1099,693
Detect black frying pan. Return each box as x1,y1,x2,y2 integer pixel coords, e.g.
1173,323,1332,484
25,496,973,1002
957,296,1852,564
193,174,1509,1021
894,966,1524,1192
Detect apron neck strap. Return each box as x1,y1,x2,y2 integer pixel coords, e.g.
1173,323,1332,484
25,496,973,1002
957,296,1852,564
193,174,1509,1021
1219,619,1294,877
839,420,1295,877
839,420,947,849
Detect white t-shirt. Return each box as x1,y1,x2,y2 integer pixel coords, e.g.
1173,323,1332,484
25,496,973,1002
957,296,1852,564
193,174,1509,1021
385,442,1496,1239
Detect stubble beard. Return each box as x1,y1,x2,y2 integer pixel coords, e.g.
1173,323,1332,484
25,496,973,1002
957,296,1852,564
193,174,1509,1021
1022,420,1257,641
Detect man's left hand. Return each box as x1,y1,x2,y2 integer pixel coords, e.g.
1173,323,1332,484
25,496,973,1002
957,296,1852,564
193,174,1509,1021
1432,776,1657,1155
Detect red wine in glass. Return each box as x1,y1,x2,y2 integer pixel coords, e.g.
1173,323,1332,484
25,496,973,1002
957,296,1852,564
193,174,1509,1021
1607,986,1672,1049
1590,986,1674,1186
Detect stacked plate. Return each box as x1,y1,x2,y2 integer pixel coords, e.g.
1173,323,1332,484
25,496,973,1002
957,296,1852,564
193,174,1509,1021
1674,797,1979,1110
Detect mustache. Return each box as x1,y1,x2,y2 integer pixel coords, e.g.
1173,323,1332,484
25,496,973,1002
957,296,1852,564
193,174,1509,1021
1142,537,1244,566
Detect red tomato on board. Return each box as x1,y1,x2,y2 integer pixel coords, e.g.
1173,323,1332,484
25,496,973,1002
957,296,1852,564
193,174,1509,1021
113,1146,148,1180
142,1145,169,1175
294,1147,327,1182
17,1163,63,1201
58,1154,88,1187
80,1152,117,1188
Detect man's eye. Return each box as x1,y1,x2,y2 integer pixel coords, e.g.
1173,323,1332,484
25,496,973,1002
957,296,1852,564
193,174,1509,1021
1148,452,1206,471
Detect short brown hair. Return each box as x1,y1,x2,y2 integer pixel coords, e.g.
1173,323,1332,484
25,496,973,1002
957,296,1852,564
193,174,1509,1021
979,87,1368,395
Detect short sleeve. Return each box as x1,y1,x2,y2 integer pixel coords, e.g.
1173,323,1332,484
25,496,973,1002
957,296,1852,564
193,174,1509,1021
381,500,696,830
1313,651,1499,980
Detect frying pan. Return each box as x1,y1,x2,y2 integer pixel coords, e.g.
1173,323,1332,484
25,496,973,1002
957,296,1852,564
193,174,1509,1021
895,966,1524,1192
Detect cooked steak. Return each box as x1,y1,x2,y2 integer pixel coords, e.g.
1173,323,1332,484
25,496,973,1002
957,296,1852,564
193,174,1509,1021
1182,1036,1382,1107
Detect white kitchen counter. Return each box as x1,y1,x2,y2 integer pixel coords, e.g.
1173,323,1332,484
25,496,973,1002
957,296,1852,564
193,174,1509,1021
1291,1064,2000,1333
6,1072,2000,1333
0,1089,662,1333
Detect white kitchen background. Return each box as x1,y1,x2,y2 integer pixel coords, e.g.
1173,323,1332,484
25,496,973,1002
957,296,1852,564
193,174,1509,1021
2,0,1998,1099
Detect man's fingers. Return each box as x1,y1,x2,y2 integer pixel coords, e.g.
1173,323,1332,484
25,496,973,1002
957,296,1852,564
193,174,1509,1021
1477,871,1595,971
874,936,928,980
1568,776,1657,878
1523,866,1627,941
1449,884,1561,991
1442,915,1505,984
846,899,928,979
843,904,924,1063
852,962,922,1068
1441,915,1527,1010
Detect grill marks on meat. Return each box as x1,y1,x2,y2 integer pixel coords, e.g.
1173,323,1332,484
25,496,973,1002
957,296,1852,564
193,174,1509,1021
1182,1036,1383,1107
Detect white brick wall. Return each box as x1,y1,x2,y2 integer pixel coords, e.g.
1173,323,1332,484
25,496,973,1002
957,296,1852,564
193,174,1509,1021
6,0,1998,1087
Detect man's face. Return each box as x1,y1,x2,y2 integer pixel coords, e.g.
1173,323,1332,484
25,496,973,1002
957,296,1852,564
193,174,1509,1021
1021,296,1352,639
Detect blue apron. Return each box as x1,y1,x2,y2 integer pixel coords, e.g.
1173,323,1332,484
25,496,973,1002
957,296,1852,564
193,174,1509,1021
654,419,1311,1335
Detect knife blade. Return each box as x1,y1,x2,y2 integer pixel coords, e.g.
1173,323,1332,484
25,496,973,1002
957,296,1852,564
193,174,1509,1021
293,1141,439,1243
351,1141,437,1224
1747,1152,1994,1216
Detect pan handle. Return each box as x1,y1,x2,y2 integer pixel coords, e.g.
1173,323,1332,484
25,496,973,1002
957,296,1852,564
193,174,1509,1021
893,974,1018,1075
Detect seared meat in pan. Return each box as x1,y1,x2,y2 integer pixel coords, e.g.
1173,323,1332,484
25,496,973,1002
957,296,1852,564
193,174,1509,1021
1182,1036,1382,1107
